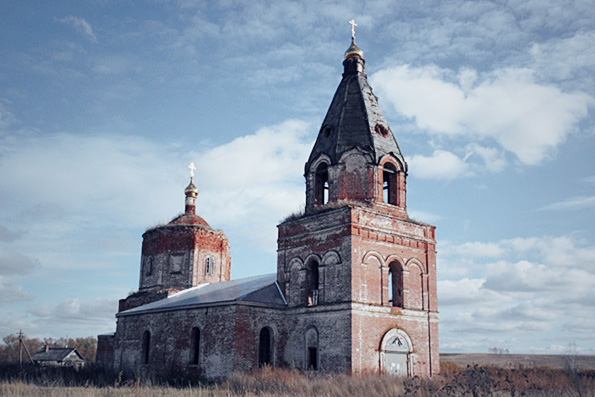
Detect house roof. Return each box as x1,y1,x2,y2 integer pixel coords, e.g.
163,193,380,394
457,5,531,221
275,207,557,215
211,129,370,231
32,347,84,362
118,273,286,317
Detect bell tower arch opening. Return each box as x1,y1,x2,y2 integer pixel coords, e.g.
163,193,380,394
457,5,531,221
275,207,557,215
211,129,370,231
314,162,329,206
306,259,320,306
389,261,404,307
383,162,398,205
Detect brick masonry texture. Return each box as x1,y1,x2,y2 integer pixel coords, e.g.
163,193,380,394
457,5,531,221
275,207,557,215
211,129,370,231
97,41,439,379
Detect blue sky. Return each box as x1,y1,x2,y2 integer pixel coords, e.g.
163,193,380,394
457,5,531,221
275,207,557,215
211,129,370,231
1,1,594,354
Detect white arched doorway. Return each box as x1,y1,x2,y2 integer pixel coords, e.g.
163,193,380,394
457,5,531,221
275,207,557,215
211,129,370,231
380,328,413,376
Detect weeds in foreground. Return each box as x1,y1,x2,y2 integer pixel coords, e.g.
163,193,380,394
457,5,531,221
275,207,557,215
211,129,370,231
1,363,594,396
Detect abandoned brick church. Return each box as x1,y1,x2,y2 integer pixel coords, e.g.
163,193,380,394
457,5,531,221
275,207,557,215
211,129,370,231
97,36,439,378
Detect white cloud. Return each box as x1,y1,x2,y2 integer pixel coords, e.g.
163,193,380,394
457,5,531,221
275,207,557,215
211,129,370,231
0,276,34,303
408,150,471,180
439,277,504,306
58,16,98,43
0,224,22,242
0,119,313,270
531,31,595,86
30,298,117,324
439,234,595,352
465,144,507,173
371,65,594,166
0,249,39,275
442,241,507,259
0,102,16,130
538,196,595,211
196,119,313,249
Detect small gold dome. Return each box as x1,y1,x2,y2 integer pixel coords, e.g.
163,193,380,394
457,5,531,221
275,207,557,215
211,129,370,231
184,178,199,197
345,39,364,59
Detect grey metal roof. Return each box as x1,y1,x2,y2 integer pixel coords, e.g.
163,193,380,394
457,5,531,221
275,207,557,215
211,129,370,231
306,56,407,171
118,273,286,316
32,347,84,363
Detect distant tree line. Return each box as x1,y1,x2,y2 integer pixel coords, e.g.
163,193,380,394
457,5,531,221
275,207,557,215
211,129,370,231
488,347,510,355
0,333,97,363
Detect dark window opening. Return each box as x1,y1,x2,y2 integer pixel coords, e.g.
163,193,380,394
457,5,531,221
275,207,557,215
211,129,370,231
306,260,320,306
308,347,318,370
389,261,404,307
375,123,391,137
258,327,272,367
315,163,329,205
146,257,153,276
205,257,215,275
383,163,398,205
190,327,200,365
141,331,150,365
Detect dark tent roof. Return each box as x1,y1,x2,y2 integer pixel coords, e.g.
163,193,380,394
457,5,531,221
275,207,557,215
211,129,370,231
306,51,407,172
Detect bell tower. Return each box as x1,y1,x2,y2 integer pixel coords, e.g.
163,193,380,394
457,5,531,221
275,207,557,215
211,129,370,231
277,28,439,376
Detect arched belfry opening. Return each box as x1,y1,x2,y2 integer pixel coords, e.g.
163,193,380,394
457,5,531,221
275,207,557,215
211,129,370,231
314,163,329,206
306,259,320,307
383,162,398,205
389,261,404,307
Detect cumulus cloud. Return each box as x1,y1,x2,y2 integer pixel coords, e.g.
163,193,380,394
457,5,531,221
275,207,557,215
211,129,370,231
0,249,39,275
0,119,313,273
531,31,595,87
30,298,117,324
371,65,593,166
441,241,507,259
195,119,313,249
0,132,183,229
408,150,471,180
0,276,34,303
439,235,595,353
58,16,97,43
0,225,22,242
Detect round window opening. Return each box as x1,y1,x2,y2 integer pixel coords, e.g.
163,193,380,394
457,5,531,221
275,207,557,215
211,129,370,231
375,123,390,137
321,125,333,138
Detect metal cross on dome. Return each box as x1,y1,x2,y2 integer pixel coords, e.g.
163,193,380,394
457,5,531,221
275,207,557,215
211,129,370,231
349,19,357,40
188,162,196,178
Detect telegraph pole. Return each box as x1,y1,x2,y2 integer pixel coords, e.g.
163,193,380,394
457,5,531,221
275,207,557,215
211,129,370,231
17,330,33,367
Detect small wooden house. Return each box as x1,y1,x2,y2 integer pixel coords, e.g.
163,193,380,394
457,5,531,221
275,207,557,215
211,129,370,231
32,346,85,368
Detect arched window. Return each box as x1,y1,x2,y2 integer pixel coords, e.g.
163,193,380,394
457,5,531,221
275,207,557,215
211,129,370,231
141,330,150,365
145,257,153,276
389,261,404,307
258,327,273,367
205,257,215,275
383,163,398,205
190,327,200,366
305,327,319,370
315,163,329,205
306,260,320,306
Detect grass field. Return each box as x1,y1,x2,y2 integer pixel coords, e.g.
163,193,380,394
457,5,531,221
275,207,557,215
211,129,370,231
1,356,594,396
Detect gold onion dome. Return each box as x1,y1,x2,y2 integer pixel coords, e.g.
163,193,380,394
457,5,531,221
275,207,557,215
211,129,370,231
184,177,198,197
345,39,364,59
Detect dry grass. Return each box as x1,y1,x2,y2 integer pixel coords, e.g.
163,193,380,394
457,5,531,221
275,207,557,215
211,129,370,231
1,364,595,396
